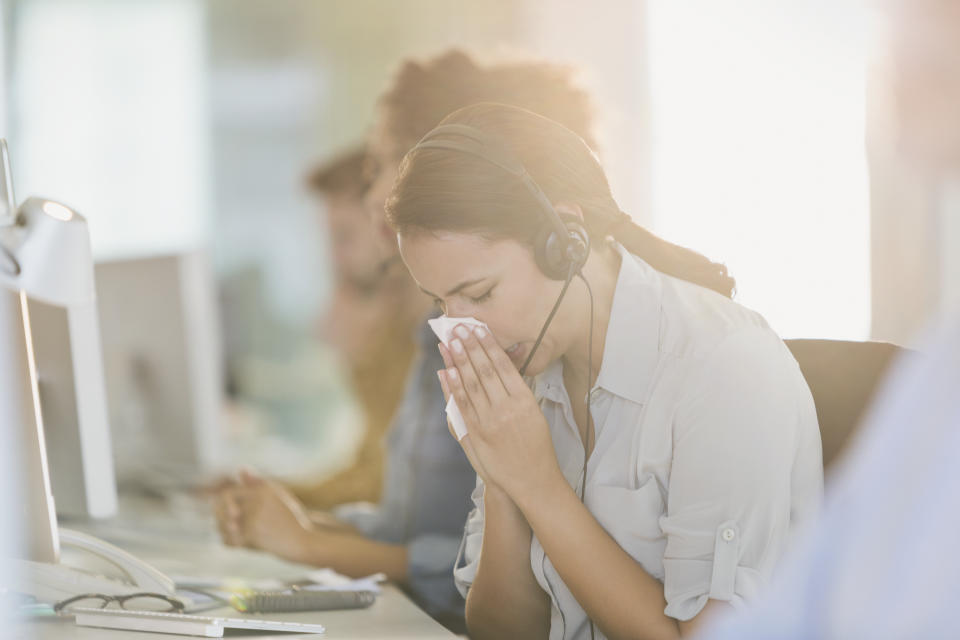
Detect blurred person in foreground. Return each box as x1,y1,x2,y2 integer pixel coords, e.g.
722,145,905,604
212,49,605,631
699,1,960,638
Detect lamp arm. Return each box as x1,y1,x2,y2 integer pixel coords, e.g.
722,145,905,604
0,139,17,227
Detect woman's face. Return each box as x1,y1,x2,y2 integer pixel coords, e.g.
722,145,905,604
399,230,577,376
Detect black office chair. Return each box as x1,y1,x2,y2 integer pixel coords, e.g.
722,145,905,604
785,339,907,472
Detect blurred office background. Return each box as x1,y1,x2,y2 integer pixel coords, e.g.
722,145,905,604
0,0,956,482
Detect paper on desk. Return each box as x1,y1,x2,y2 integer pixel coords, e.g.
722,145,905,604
427,316,489,441
173,575,288,591
174,569,384,591
174,569,385,611
301,569,385,594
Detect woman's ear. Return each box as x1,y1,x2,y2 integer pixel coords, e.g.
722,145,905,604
553,202,584,220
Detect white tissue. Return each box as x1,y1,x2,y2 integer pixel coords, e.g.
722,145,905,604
427,316,489,441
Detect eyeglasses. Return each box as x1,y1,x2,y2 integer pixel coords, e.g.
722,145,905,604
53,592,185,615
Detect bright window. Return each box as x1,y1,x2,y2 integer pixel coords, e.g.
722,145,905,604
647,0,871,339
10,0,210,260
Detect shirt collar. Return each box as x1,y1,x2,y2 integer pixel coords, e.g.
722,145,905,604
596,243,662,404
533,242,662,406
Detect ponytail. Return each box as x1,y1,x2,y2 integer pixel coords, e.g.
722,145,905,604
601,213,736,298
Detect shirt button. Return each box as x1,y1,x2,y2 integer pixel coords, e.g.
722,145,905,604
722,528,736,542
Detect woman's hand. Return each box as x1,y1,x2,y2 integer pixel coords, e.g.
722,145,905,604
436,367,492,485
211,470,316,561
437,324,565,511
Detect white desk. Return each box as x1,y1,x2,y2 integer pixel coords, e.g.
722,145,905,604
15,492,459,639
18,585,455,639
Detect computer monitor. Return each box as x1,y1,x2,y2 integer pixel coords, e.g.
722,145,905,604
0,287,57,564
95,250,225,488
0,145,31,567
4,281,181,603
27,291,117,519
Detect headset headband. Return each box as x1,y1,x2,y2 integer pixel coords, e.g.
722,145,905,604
412,124,571,243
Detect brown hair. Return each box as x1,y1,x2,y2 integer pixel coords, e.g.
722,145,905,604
386,103,736,298
306,146,370,197
372,49,598,167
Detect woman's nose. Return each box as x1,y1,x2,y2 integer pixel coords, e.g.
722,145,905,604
444,300,472,319
443,300,464,317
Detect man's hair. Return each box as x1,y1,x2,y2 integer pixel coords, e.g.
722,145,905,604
306,146,370,197
374,49,598,164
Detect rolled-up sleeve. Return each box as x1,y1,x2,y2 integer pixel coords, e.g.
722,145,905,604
659,328,822,621
453,477,486,598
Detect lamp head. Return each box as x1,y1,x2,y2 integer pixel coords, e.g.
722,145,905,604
0,197,95,307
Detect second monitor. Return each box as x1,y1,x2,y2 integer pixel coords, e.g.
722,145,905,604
95,250,225,489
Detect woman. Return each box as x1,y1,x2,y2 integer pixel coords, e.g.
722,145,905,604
385,102,822,640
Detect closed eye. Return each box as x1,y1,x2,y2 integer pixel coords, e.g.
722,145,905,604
469,287,494,304
429,285,494,313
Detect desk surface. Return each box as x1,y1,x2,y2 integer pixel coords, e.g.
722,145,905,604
15,492,458,639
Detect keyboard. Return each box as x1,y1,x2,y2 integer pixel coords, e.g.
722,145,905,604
70,606,326,637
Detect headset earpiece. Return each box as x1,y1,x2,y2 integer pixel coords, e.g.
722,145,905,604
534,213,590,281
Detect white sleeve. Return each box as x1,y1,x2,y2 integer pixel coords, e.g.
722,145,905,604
453,475,486,598
659,328,822,621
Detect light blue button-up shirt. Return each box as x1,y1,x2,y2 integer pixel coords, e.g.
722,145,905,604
454,244,823,640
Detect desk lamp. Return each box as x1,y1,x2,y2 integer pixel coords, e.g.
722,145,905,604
0,139,117,565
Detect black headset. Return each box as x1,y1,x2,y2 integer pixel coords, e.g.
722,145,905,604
411,123,590,281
